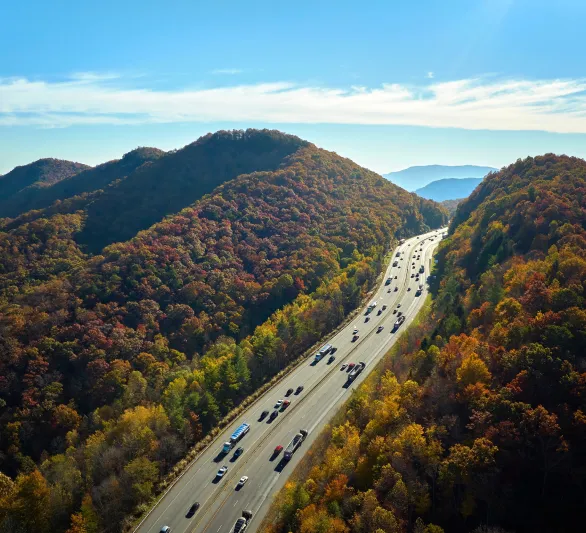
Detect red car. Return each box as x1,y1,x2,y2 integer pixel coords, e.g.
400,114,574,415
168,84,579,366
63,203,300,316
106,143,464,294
347,363,356,370
274,445,283,454
282,400,291,409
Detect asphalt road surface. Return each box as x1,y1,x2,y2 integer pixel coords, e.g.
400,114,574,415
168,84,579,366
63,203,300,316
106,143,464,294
136,227,447,533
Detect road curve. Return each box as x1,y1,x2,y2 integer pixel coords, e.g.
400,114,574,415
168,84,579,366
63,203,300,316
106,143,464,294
136,228,446,533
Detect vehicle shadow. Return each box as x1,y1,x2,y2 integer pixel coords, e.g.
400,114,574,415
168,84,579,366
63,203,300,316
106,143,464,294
274,460,287,473
213,453,225,463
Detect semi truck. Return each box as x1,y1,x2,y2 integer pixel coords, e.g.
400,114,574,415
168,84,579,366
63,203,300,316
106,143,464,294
283,429,308,460
314,343,333,362
222,423,250,453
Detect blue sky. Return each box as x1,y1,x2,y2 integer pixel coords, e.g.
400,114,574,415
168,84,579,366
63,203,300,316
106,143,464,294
2,0,586,174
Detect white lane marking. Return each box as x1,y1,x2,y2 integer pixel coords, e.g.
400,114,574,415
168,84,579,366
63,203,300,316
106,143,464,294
217,527,222,532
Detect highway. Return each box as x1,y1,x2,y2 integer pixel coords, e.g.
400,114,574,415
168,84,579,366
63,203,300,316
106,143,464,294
135,227,446,533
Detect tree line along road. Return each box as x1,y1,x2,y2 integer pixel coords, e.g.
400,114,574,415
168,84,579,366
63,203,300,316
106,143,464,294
136,227,447,533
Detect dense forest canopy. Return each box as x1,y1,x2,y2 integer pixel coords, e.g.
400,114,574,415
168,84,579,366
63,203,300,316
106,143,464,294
0,158,90,215
264,154,586,533
0,148,165,219
0,129,447,533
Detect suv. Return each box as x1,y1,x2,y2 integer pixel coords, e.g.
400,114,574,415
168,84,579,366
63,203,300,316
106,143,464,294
295,385,304,394
269,410,278,420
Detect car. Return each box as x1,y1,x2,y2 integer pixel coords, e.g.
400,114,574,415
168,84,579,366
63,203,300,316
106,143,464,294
348,363,356,370
393,309,397,314
376,326,384,333
274,445,283,454
365,316,370,322
352,334,359,342
234,447,244,458
377,309,382,315
285,388,294,396
411,274,414,278
275,399,283,408
394,287,398,292
382,305,387,310
387,288,391,293
160,527,171,533
412,265,415,269
398,311,403,317
394,275,398,279
295,385,304,394
407,287,411,291
259,410,269,420
269,410,279,420
217,465,228,478
340,363,347,370
397,303,402,308
186,502,200,517
327,355,335,364
282,399,291,408
233,517,248,533
237,476,249,488
353,327,359,334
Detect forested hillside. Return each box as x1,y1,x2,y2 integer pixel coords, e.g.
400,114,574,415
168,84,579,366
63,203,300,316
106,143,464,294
0,148,165,219
0,158,89,215
0,130,446,533
265,154,586,533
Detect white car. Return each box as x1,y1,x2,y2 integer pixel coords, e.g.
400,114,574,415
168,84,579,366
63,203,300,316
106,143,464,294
216,465,228,478
237,476,249,487
353,327,359,335
275,399,283,408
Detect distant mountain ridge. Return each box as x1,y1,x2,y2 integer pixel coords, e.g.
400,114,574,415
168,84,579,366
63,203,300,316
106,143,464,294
0,148,165,218
415,177,483,201
384,164,496,191
0,158,89,209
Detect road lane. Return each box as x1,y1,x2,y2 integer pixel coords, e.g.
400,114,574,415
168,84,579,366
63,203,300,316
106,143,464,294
136,228,446,533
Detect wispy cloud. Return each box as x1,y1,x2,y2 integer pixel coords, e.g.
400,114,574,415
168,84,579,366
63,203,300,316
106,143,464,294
426,71,434,79
212,68,243,75
2,74,586,133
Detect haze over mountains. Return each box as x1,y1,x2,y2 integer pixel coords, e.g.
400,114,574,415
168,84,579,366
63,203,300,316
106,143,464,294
415,177,483,202
384,164,496,191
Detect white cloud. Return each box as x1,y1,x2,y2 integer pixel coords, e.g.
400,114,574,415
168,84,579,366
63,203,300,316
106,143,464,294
2,74,586,133
212,68,243,75
427,71,434,79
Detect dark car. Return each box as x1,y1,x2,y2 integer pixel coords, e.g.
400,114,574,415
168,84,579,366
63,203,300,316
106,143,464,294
393,309,397,314
365,316,370,322
234,447,244,458
285,388,294,396
186,502,200,517
259,410,269,420
269,410,279,420
377,309,382,315
327,355,335,364
295,385,304,394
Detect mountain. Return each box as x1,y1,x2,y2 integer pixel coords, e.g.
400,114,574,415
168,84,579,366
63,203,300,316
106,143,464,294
0,129,447,533
384,164,496,191
0,158,89,209
414,177,483,201
265,154,586,533
440,197,464,216
0,147,165,219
